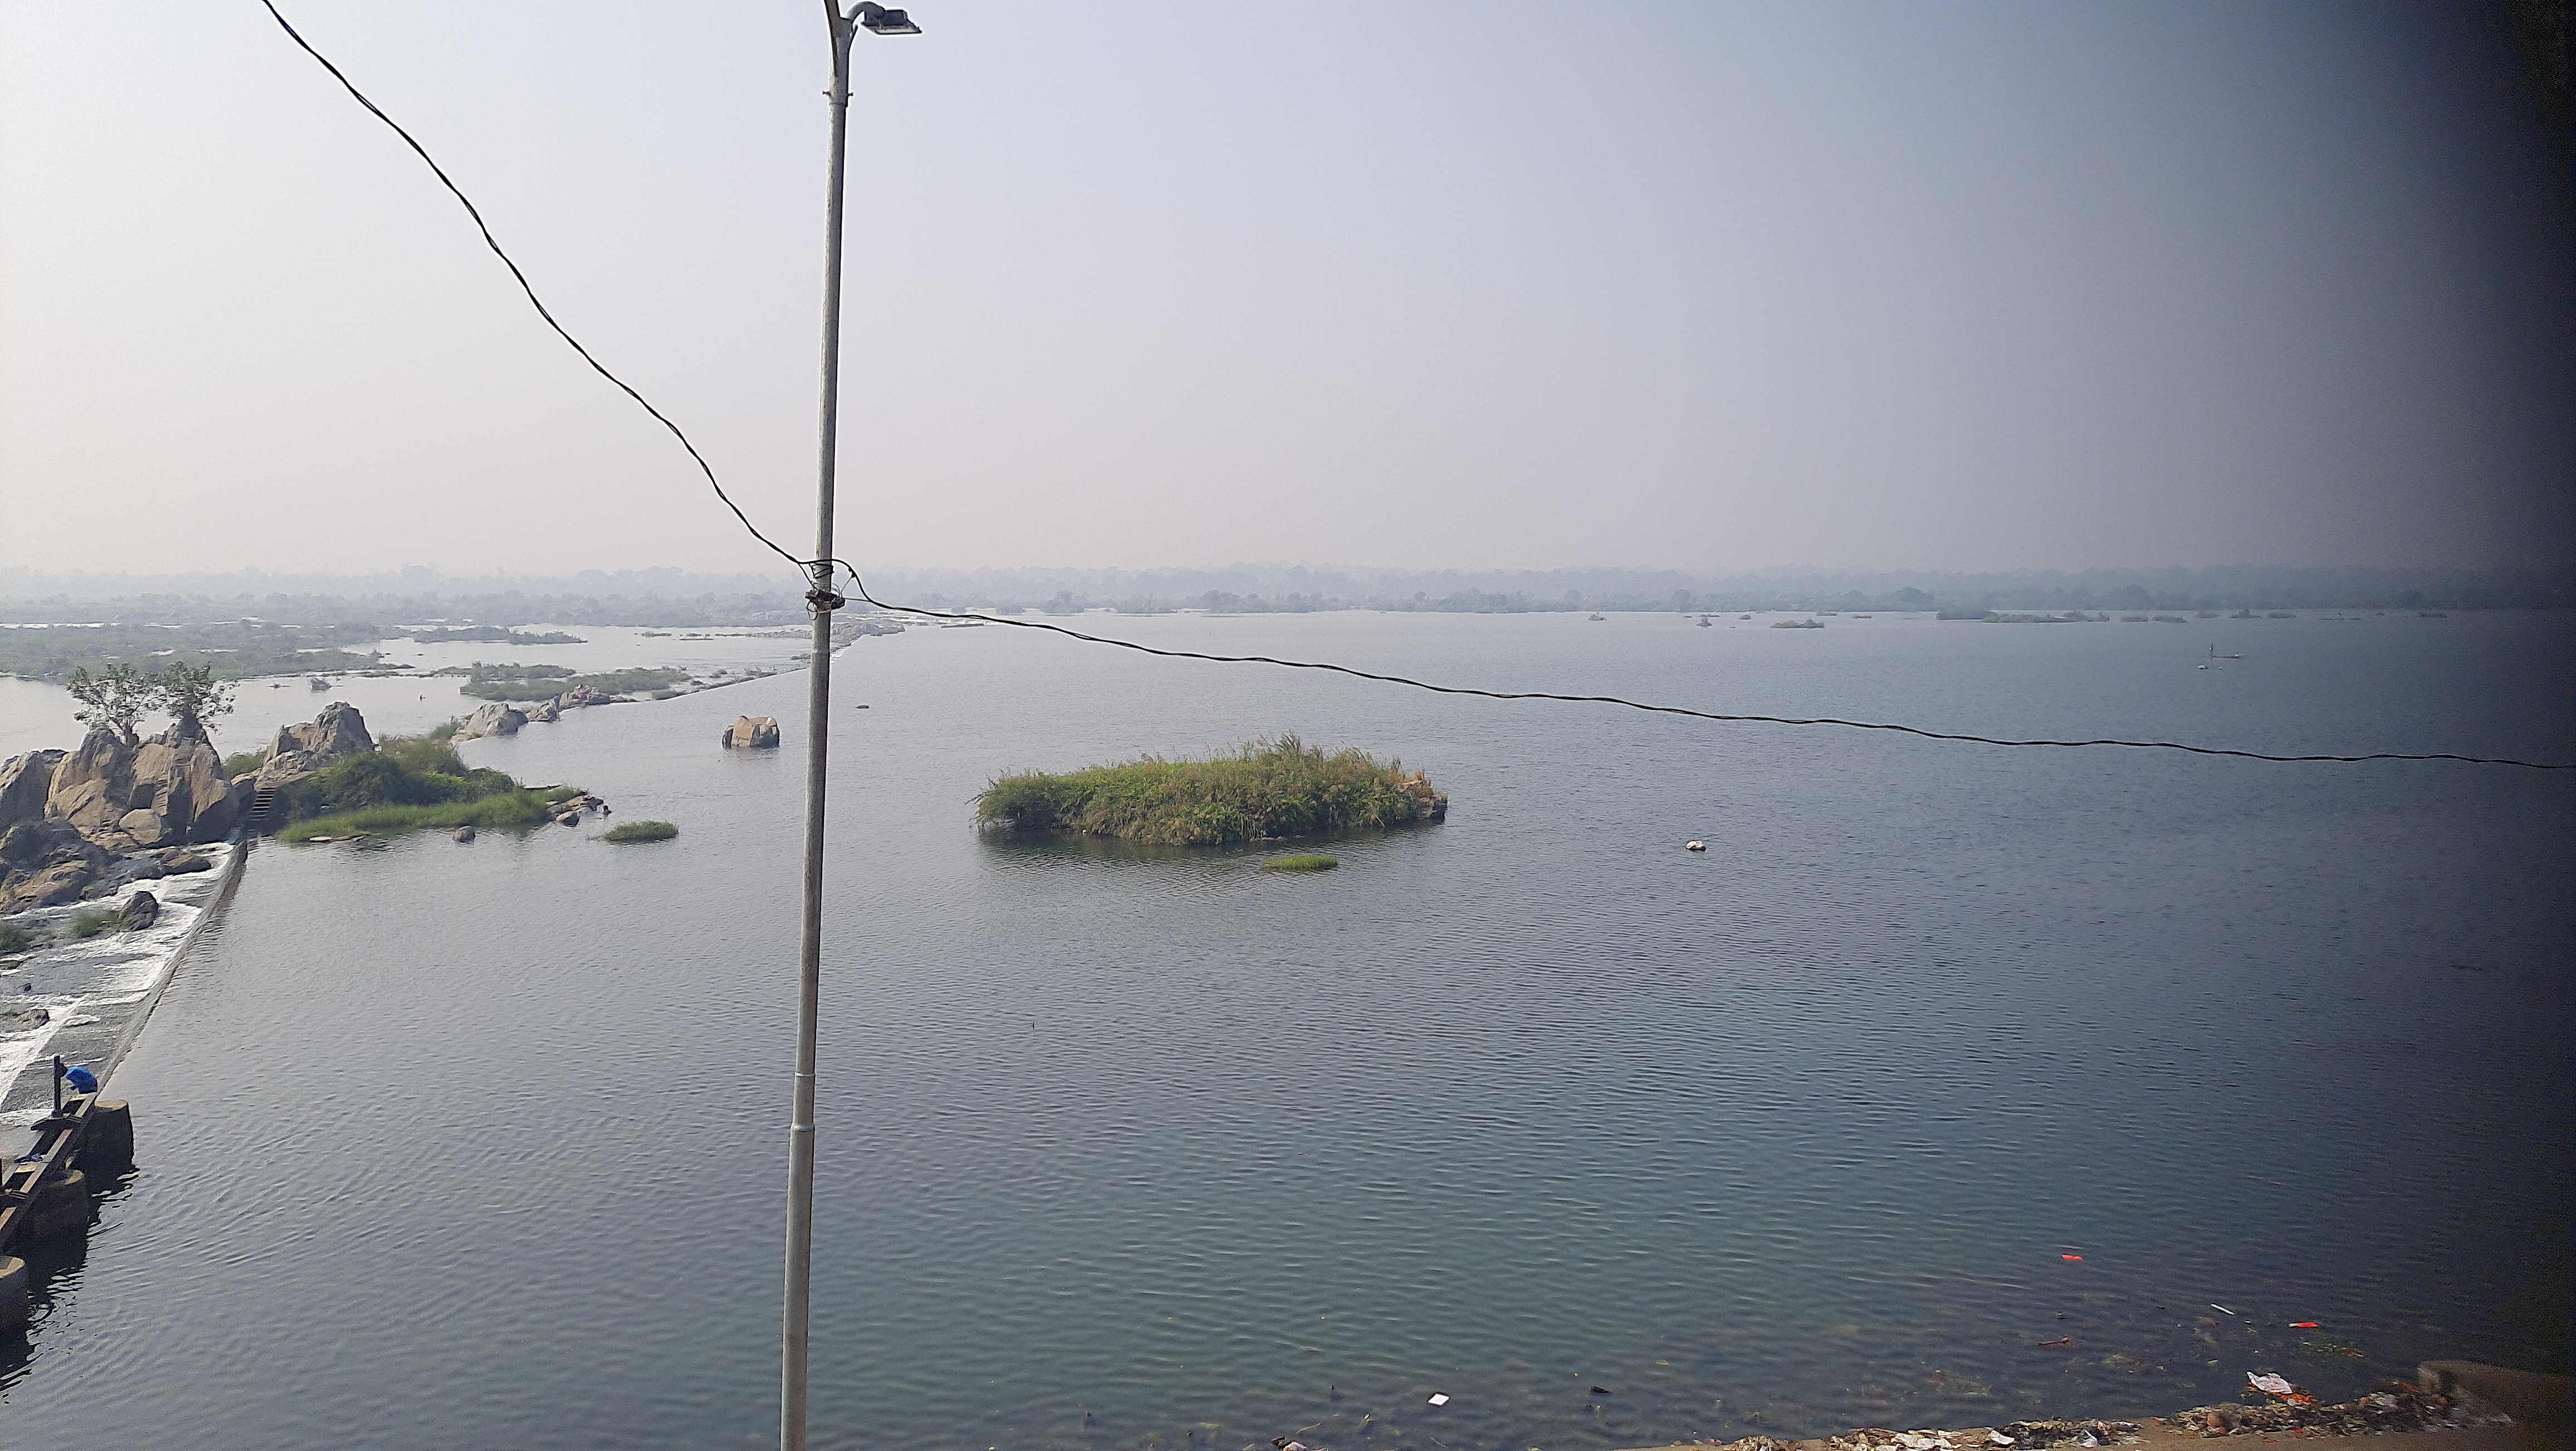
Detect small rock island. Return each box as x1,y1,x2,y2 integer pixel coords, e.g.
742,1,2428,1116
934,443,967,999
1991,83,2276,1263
975,737,1445,846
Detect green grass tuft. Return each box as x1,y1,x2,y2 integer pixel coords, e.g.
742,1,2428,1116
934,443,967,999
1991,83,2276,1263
603,820,679,843
67,909,118,938
977,737,1443,846
1261,854,1339,871
0,918,39,954
279,788,579,842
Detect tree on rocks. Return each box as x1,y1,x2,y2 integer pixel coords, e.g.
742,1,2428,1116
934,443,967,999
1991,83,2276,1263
154,661,236,740
66,664,154,746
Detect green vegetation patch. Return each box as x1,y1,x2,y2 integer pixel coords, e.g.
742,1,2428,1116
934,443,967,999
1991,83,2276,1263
407,626,583,645
280,789,582,843
67,909,118,939
603,820,679,844
273,733,582,841
438,663,689,700
1261,854,1339,871
0,620,387,683
0,918,38,955
977,737,1442,846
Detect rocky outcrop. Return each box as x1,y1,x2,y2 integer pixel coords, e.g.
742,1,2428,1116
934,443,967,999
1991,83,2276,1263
45,729,134,841
45,726,236,851
451,702,527,743
721,715,782,749
119,891,160,929
0,750,63,834
256,702,374,788
0,819,110,912
1398,770,1447,823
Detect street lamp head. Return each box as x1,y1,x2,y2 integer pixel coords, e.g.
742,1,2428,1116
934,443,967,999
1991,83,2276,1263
853,2,922,34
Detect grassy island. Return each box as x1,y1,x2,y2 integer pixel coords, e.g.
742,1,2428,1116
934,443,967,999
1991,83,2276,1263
277,736,584,842
603,820,679,843
976,738,1444,846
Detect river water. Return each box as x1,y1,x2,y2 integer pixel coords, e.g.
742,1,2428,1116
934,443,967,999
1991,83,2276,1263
2,610,2569,1449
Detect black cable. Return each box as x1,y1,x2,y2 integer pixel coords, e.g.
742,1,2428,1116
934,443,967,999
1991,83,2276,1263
256,0,809,578
258,10,2570,775
833,567,2574,772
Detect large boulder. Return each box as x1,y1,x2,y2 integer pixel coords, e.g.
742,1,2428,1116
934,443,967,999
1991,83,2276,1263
256,702,374,788
119,891,160,930
451,702,528,743
45,729,136,841
0,750,63,834
720,715,782,749
0,819,110,913
122,728,237,846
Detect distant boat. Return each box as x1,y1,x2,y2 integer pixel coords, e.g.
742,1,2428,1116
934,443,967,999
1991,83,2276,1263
2208,644,2243,661
1588,613,1606,621
1770,619,1824,630
1697,615,1713,627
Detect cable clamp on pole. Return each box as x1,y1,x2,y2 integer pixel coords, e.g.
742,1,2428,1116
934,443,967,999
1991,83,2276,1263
806,587,846,613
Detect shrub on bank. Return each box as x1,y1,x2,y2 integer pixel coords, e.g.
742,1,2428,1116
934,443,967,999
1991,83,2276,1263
603,820,679,844
977,737,1442,846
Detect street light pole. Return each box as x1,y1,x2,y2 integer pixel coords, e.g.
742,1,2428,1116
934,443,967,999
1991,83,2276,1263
784,6,917,1451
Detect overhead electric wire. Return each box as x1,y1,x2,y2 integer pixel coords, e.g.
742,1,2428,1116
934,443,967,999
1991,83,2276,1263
260,5,2573,776
256,0,808,576
828,571,2573,771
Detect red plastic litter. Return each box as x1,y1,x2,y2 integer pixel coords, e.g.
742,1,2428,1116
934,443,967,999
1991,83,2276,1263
2290,1322,2319,1328
2061,1254,2084,1262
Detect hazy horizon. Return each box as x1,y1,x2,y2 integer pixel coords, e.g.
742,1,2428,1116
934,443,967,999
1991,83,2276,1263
5,2,2570,576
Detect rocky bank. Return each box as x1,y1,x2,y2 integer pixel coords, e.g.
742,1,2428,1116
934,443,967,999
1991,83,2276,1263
1,702,373,913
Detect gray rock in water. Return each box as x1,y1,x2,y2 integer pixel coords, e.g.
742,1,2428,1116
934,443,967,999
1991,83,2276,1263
452,825,476,843
119,890,159,930
451,702,528,743
721,715,782,749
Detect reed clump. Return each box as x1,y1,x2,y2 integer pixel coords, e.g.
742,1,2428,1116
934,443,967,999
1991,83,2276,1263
1261,854,1339,871
603,820,679,843
976,737,1443,846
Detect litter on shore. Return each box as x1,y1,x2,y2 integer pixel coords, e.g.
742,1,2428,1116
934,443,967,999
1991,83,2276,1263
1653,1381,2497,1451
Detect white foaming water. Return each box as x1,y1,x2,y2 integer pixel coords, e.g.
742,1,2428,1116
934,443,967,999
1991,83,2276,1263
0,843,235,1124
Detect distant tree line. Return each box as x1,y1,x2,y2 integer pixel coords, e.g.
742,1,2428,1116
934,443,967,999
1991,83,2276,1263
3,564,2565,637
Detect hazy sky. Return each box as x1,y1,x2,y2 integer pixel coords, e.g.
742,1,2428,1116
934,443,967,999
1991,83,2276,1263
2,2,2567,579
